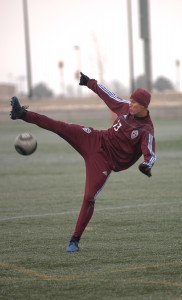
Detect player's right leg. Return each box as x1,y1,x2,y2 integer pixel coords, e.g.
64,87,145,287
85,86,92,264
66,151,111,252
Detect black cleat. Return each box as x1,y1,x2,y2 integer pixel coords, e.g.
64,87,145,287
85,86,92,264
10,96,28,120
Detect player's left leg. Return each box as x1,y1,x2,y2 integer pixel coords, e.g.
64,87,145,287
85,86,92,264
66,150,111,252
10,96,101,158
22,111,99,157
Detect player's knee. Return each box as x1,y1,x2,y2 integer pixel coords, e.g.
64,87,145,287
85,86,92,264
84,195,95,207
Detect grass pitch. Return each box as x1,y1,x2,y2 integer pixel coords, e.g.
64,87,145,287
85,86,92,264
0,114,182,300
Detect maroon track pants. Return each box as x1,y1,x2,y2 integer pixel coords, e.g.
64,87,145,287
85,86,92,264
23,112,111,239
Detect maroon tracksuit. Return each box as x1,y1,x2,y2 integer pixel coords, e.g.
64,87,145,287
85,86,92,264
23,79,156,240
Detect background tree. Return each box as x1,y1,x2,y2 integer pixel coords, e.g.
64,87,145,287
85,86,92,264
109,80,129,96
135,74,174,92
32,83,54,98
153,76,174,91
134,74,147,89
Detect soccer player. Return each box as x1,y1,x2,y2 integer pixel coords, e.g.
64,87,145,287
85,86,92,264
10,72,156,253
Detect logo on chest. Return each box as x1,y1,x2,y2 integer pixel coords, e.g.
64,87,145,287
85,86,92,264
82,127,92,134
131,130,138,139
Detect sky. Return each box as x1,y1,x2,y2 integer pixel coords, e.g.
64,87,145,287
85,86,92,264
0,0,182,95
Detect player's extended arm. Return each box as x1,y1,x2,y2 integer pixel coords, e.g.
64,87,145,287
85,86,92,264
139,133,156,178
79,72,129,115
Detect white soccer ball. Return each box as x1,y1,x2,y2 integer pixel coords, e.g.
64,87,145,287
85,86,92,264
14,133,37,156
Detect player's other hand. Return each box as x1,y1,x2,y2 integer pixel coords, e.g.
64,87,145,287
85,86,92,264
138,163,152,177
79,72,89,86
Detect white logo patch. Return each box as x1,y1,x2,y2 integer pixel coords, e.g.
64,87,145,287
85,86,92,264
131,130,138,139
113,120,122,132
82,127,92,134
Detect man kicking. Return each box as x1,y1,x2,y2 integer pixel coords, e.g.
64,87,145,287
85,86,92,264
10,72,156,253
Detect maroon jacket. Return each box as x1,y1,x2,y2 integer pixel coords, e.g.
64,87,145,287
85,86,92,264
88,79,156,172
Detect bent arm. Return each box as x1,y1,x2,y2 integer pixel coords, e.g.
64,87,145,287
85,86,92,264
138,132,156,177
141,132,156,168
87,79,130,115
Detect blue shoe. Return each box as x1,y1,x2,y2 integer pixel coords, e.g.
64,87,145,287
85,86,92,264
66,241,79,253
10,96,28,120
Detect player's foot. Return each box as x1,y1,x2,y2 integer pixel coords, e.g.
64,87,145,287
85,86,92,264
10,96,28,120
66,241,79,253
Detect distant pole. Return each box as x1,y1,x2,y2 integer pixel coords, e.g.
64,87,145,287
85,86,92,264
139,0,152,91
58,61,65,96
175,59,180,91
74,45,81,72
23,0,33,98
74,45,82,97
92,33,104,83
127,0,135,93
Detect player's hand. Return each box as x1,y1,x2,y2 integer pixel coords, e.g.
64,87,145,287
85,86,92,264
138,163,152,177
79,72,89,86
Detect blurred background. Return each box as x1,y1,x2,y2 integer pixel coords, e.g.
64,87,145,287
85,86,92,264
1,3,182,298
0,0,182,117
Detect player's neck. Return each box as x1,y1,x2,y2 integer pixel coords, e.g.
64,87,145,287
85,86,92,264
134,110,148,118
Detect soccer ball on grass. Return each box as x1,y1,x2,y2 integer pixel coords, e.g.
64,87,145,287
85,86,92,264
14,133,37,156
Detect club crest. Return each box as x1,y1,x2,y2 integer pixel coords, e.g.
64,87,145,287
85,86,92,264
131,130,138,139
82,127,92,134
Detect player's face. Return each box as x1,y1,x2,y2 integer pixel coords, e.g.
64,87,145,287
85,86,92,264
129,99,147,117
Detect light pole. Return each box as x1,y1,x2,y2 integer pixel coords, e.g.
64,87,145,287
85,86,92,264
58,61,65,96
139,0,152,91
127,0,135,93
74,45,82,97
18,75,26,95
22,0,33,98
175,59,180,91
23,0,32,98
74,45,81,71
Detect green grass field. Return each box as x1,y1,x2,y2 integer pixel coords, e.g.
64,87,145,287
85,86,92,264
0,114,182,300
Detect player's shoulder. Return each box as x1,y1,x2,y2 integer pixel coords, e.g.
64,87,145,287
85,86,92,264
137,115,154,135
142,121,154,136
120,105,130,115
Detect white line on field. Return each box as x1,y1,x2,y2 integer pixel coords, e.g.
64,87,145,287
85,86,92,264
0,201,181,222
